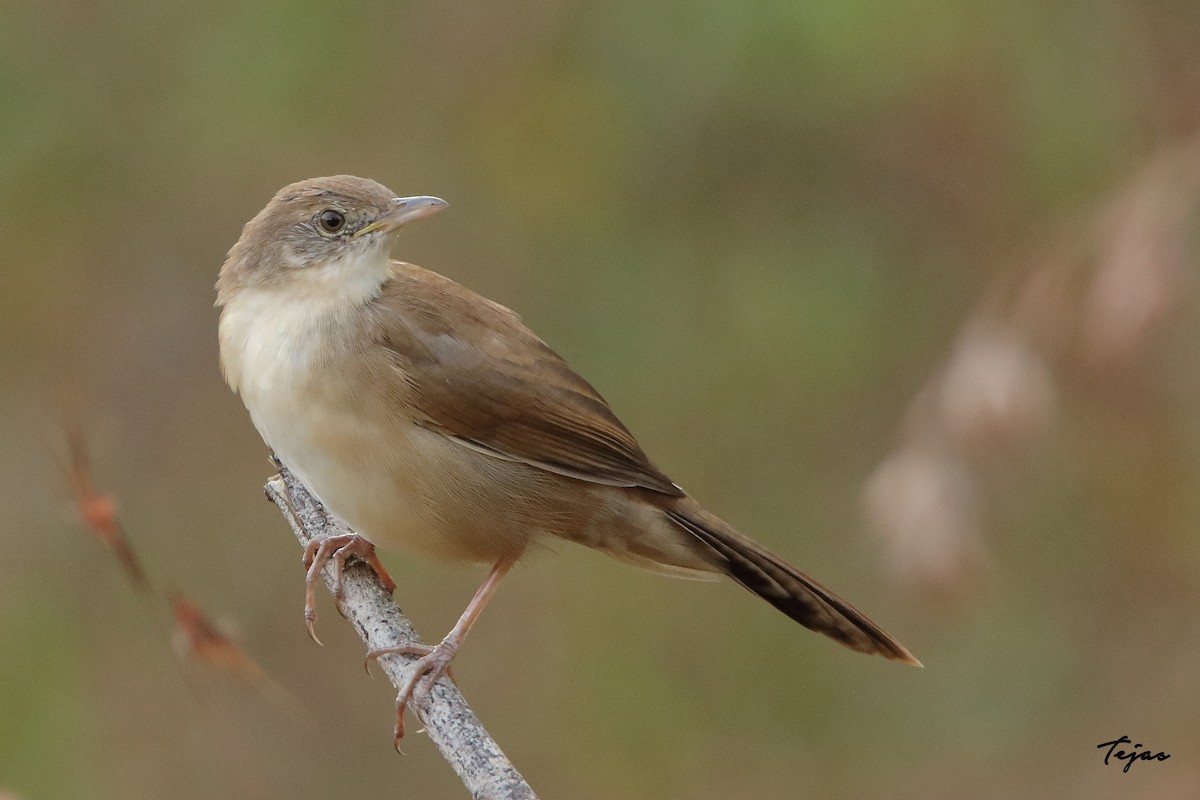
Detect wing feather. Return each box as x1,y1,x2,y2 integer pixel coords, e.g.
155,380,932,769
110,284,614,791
370,263,683,496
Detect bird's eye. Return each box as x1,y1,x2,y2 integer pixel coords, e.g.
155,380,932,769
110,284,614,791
316,209,347,234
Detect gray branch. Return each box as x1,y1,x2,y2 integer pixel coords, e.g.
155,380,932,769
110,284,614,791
264,462,537,800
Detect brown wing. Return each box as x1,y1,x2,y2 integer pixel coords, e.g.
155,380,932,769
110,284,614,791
371,263,683,496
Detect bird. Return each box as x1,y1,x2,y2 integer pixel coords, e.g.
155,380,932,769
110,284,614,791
217,175,919,742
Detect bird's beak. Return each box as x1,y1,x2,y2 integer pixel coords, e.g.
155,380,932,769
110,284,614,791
355,196,448,238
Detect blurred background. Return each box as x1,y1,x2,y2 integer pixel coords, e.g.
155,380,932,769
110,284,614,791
3,1,1200,797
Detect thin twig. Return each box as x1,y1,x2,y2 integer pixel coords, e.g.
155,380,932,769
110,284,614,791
264,462,538,800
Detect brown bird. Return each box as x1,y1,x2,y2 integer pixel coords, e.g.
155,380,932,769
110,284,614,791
217,176,919,740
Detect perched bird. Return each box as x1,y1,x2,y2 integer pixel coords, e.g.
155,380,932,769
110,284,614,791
217,175,919,740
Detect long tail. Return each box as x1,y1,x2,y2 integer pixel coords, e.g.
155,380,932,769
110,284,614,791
664,506,920,666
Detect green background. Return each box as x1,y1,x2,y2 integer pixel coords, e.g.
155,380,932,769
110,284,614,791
3,2,1199,797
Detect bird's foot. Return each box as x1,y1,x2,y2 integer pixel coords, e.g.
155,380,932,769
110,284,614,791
302,534,396,644
366,639,460,748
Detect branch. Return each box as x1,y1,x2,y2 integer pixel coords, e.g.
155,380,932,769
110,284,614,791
264,463,538,800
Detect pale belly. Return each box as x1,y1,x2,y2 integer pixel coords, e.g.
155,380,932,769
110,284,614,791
247,384,539,562
244,379,720,576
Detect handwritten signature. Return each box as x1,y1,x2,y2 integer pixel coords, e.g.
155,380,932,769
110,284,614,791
1096,736,1171,773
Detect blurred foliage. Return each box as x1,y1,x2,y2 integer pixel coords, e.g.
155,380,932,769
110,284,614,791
3,1,1200,798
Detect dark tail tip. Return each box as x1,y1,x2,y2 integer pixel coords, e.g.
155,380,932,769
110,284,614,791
666,509,921,666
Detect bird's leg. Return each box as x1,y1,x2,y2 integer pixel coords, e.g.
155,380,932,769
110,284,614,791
365,554,519,748
302,533,396,644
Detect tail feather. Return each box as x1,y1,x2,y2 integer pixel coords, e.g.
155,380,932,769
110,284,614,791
665,508,920,666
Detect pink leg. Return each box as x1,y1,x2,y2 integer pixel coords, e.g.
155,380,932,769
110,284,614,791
366,554,519,748
302,534,397,645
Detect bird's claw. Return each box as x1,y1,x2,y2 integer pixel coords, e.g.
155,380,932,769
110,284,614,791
368,640,460,748
301,534,396,642
363,641,436,676
304,612,323,646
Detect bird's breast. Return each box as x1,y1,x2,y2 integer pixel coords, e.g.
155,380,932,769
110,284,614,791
219,293,436,553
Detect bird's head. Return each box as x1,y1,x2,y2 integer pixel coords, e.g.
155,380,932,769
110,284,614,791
217,175,446,306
